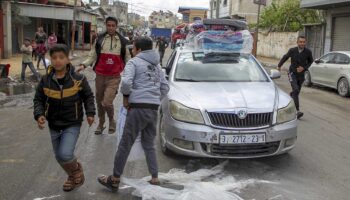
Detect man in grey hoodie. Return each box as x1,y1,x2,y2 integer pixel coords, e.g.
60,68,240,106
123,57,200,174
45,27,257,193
97,37,169,191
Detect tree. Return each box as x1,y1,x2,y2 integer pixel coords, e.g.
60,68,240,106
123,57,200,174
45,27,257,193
254,0,323,32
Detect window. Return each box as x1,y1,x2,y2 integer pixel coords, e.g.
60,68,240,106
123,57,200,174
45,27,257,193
334,53,350,65
174,53,269,82
166,50,177,75
320,53,336,64
223,0,227,6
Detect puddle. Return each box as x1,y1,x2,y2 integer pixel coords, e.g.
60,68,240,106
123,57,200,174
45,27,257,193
0,83,34,96
0,83,35,108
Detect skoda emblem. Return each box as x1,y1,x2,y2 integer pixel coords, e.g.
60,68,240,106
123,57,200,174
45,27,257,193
237,109,248,119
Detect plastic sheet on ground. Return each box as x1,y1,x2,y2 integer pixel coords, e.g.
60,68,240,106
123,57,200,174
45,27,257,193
120,161,276,200
116,106,145,162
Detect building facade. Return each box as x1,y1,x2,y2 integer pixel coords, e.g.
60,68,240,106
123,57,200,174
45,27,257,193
100,0,128,26
209,0,273,24
178,7,208,23
148,10,178,28
301,0,350,56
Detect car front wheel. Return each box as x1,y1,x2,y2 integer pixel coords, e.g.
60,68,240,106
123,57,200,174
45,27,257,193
158,113,173,155
337,78,350,97
304,71,312,87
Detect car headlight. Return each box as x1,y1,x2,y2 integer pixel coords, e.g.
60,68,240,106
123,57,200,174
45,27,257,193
277,101,297,124
169,101,204,124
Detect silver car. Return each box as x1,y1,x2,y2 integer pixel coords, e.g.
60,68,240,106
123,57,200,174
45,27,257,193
158,48,298,159
304,51,350,97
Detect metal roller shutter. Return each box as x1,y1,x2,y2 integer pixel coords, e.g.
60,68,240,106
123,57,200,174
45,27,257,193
332,16,350,51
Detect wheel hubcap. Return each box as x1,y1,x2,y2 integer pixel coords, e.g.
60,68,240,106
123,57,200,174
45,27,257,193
339,80,348,95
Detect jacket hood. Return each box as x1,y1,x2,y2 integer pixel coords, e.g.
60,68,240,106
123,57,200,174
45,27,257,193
136,50,160,66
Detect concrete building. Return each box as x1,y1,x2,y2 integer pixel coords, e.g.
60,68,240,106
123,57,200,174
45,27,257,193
178,7,208,23
148,10,178,28
1,0,99,57
128,13,141,26
1,1,12,58
100,0,128,26
301,0,350,57
209,0,273,24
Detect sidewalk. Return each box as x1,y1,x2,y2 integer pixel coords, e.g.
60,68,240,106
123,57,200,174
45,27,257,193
257,56,289,71
0,50,90,79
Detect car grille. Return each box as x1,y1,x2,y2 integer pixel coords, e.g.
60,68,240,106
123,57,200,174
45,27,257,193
201,142,280,157
207,112,273,128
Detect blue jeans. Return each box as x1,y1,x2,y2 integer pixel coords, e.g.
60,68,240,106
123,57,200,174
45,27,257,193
49,125,81,164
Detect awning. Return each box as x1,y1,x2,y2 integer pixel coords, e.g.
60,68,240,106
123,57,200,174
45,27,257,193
16,2,96,22
301,0,350,9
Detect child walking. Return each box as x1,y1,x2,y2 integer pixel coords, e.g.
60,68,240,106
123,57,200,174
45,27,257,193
36,40,48,70
21,38,40,82
33,44,96,192
31,39,38,61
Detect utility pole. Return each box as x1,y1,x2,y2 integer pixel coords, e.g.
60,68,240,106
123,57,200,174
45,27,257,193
216,0,220,19
71,0,77,56
253,0,266,56
255,3,261,56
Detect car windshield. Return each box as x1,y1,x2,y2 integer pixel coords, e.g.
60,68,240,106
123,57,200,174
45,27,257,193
174,52,269,82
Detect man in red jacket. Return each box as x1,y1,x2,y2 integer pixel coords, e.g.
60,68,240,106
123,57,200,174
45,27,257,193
76,17,130,135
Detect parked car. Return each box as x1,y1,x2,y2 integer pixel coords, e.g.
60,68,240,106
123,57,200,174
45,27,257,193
158,47,298,159
305,51,350,97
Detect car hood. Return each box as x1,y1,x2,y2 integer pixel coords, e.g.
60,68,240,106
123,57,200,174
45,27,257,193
169,82,280,112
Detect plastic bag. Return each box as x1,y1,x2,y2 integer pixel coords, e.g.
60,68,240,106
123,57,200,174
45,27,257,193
116,106,145,161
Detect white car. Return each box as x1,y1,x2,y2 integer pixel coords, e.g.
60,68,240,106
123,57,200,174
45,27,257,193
305,51,350,97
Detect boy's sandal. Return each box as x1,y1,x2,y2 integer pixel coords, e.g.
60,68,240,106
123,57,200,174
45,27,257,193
63,176,75,192
148,180,161,186
94,126,106,135
108,127,116,134
97,175,120,192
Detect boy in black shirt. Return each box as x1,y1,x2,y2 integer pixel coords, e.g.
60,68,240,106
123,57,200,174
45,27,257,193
33,44,96,192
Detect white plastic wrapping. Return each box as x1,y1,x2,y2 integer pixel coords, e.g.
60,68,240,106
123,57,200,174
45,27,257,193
116,106,145,161
120,161,276,200
194,30,253,54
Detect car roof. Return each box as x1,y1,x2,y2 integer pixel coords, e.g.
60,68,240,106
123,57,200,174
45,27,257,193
329,51,350,56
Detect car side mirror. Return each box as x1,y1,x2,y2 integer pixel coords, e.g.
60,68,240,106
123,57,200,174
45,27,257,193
315,59,321,64
270,69,281,79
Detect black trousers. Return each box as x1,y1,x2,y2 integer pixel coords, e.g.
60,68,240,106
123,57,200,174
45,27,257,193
288,72,305,111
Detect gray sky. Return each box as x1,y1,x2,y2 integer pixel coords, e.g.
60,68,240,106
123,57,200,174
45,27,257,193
86,0,209,18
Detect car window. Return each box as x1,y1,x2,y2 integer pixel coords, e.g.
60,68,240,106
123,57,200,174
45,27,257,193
174,52,269,82
334,54,350,65
320,53,336,64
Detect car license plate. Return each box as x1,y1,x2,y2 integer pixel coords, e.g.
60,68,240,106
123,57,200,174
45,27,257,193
219,133,266,144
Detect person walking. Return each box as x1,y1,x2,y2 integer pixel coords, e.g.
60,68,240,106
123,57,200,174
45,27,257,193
76,16,130,135
36,40,48,70
35,26,47,45
20,38,40,82
33,44,95,192
155,36,169,66
97,36,169,191
48,32,58,49
278,35,313,119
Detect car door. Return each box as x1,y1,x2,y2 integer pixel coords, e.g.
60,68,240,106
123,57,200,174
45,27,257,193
324,53,350,88
312,53,336,85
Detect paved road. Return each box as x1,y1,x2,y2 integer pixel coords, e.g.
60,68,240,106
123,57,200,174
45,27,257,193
0,48,350,200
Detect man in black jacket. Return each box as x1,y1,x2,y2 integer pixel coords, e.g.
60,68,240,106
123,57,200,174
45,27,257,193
278,35,313,119
33,44,96,192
